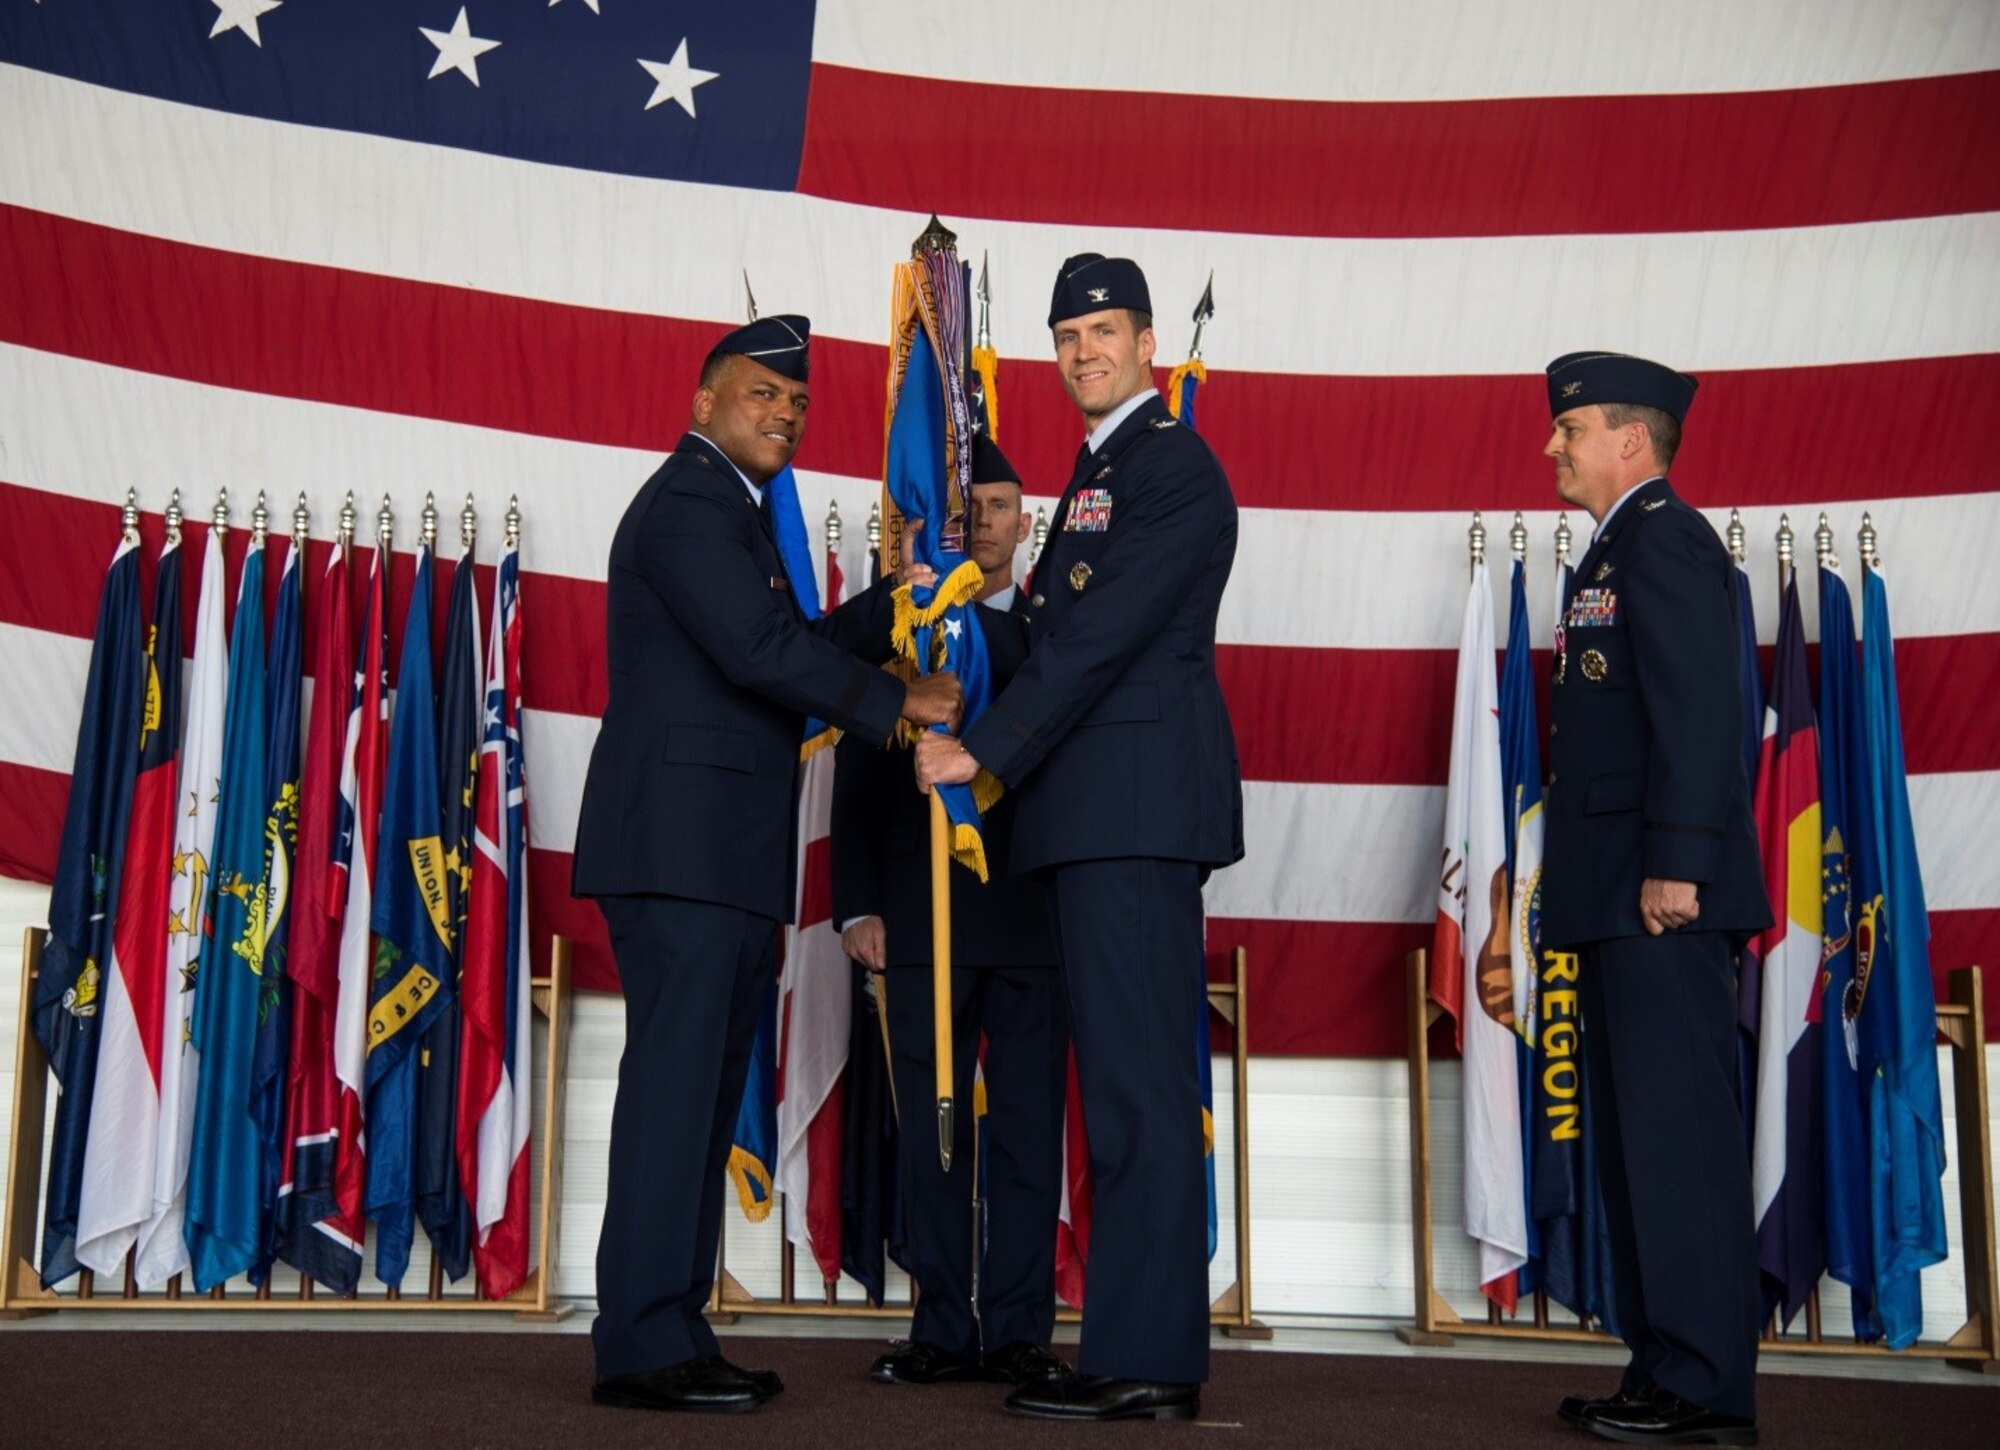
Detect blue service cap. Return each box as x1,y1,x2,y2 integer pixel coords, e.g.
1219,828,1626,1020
712,314,811,382
1546,351,1698,421
968,432,1019,486
1047,253,1151,328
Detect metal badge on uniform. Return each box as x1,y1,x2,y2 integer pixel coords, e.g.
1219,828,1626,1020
1593,562,1614,581
1642,498,1666,511
1064,487,1113,532
1565,587,1617,628
1581,648,1608,682
1093,463,1112,480
1150,417,1176,430
1069,561,1093,592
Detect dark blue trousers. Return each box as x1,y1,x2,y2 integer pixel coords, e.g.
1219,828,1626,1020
1582,930,1761,1419
883,962,1066,1359
1050,857,1210,1385
591,894,775,1377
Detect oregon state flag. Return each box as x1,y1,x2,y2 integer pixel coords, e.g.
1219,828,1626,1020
366,541,452,1286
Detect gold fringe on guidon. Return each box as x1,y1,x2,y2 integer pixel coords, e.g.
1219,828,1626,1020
1166,357,1208,419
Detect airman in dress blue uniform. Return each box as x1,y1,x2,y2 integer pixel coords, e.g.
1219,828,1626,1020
1538,352,1771,1447
917,255,1244,1424
833,435,1070,1391
572,317,961,1416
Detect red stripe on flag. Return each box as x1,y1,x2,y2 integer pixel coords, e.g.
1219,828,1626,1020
8,482,1999,784
2,205,1996,513
799,65,2000,239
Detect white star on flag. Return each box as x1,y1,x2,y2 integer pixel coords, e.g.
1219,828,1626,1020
210,0,282,46
421,6,502,88
943,617,963,640
639,39,718,118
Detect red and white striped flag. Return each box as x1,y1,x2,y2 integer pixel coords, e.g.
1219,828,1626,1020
775,544,850,1283
74,526,184,1276
1431,559,1528,1308
458,539,533,1300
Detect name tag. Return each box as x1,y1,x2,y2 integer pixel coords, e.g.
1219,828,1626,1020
1064,487,1113,532
767,575,790,592
1565,587,1617,628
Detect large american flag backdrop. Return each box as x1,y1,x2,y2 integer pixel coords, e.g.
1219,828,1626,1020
1,2,1995,1056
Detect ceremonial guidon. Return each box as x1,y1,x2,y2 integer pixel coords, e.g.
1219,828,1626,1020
832,434,1069,1391
917,252,1244,1423
573,315,957,1416
1539,350,1770,1447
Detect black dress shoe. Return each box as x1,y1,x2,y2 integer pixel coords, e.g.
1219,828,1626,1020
1004,1372,1199,1422
1558,1389,1654,1429
706,1355,784,1401
869,1340,989,1385
982,1341,1072,1385
592,1359,761,1414
1589,1392,1757,1446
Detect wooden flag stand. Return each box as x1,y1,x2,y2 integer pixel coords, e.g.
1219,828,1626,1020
1397,948,2000,1372
1,928,575,1319
709,945,1270,1340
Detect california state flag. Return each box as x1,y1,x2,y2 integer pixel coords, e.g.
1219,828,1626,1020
1430,557,1528,1307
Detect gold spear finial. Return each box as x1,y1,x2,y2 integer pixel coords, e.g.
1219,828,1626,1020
912,213,958,258
1776,511,1794,581
1858,512,1879,570
1469,510,1487,568
420,491,438,550
121,487,140,535
293,492,310,549
1815,511,1837,570
867,497,883,556
1554,512,1573,567
460,493,477,554
1509,511,1527,561
1726,508,1747,564
251,489,269,544
825,497,842,548
339,490,357,549
1188,272,1215,361
376,492,394,548
164,488,184,538
505,494,521,549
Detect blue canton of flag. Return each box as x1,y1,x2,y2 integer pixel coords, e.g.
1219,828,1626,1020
1815,561,1876,1338
367,542,453,1287
1853,563,1948,1350
186,536,270,1290
249,535,304,1283
0,1,817,192
33,527,144,1288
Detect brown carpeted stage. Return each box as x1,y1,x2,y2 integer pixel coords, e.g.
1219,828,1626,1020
3,1332,1998,1447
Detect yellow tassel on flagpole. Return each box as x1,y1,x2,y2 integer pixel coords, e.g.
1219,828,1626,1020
972,345,1001,441
725,1146,775,1222
1166,358,1207,420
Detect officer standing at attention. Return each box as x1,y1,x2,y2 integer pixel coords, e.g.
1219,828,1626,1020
916,255,1243,1423
833,433,1069,1391
1537,352,1770,1447
573,316,961,1416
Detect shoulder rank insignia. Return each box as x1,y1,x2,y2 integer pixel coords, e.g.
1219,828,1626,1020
1150,417,1177,430
1064,487,1114,532
1069,561,1093,592
1580,648,1608,682
1594,561,1614,581
1642,498,1666,511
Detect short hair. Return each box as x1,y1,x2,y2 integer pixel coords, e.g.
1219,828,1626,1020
698,344,736,391
1599,401,1681,469
1125,308,1153,337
